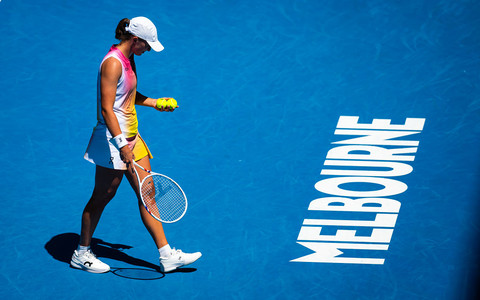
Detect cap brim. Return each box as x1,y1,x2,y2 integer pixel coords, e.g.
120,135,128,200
148,40,164,52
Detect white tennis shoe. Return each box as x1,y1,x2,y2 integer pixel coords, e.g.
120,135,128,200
159,248,202,273
70,250,110,273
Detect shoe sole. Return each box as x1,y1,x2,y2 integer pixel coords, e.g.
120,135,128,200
70,261,110,274
160,253,202,273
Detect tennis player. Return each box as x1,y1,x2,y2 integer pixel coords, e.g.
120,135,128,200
70,17,201,273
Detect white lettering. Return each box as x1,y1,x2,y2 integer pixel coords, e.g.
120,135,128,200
333,129,421,146
308,197,401,213
292,116,425,265
303,213,397,227
314,177,408,197
321,160,413,177
326,145,418,161
297,226,393,243
291,242,388,264
336,116,425,131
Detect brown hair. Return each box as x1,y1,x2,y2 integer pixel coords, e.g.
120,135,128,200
115,18,133,41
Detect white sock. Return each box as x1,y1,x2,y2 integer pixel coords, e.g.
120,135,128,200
77,245,90,255
159,244,172,257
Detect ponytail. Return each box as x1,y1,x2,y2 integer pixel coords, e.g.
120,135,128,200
115,18,132,41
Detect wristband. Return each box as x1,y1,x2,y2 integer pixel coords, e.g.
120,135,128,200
110,134,128,150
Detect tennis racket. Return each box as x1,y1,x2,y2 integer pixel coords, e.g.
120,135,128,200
132,161,188,223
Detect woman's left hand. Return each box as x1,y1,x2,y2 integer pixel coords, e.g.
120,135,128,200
155,97,178,112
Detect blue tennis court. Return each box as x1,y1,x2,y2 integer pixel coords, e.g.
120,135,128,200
1,0,479,299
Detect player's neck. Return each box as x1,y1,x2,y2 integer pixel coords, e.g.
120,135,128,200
116,40,134,58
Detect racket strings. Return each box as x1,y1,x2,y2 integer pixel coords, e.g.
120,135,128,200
141,175,186,222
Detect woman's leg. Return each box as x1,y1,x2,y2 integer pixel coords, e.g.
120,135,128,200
125,156,168,249
79,165,124,246
124,156,202,272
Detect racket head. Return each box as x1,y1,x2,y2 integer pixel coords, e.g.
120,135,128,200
139,173,188,223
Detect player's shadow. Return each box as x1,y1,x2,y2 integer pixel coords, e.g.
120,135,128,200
45,232,179,280
45,232,159,270
45,233,197,279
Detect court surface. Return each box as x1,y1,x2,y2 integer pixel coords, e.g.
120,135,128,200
1,0,479,299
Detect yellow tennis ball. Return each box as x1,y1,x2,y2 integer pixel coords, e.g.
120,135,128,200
166,98,178,109
156,98,167,109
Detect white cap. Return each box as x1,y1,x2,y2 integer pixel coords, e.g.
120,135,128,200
126,16,164,52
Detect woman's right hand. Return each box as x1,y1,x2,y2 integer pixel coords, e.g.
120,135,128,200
120,146,136,173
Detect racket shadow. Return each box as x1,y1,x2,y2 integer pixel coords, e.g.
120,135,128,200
111,267,165,280
109,267,197,280
44,232,160,272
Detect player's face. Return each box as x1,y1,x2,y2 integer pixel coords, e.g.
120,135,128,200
132,37,151,56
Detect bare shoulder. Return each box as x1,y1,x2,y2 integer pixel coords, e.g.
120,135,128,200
101,57,122,80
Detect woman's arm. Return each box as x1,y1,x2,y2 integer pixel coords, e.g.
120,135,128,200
135,91,157,107
100,57,135,170
136,91,176,112
130,56,175,112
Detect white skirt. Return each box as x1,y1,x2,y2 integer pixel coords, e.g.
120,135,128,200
84,124,152,170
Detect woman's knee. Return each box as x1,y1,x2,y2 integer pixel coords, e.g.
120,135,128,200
88,165,124,207
91,186,118,204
